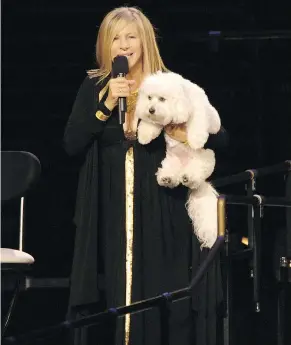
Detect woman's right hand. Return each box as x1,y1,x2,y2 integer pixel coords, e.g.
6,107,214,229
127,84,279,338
105,77,135,111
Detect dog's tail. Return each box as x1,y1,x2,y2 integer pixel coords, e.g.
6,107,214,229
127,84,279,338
186,182,218,249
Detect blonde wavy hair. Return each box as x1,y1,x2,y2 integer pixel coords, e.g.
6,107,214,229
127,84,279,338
88,6,168,82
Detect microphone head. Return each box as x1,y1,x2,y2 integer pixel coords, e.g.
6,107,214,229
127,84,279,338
112,55,129,77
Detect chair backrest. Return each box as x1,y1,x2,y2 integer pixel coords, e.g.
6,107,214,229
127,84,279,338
1,151,41,202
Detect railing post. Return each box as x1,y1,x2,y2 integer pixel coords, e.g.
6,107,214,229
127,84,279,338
107,308,118,345
217,196,231,345
159,293,172,345
252,195,263,313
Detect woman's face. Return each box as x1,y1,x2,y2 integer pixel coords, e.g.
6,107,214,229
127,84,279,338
111,22,143,73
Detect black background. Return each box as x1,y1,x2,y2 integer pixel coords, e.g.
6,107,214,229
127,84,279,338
2,0,291,344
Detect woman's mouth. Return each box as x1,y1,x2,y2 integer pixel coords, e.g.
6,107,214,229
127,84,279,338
120,53,133,58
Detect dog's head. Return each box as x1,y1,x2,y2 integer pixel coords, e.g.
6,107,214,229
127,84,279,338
135,71,221,150
135,71,191,126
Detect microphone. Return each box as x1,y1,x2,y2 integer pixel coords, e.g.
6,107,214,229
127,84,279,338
112,55,129,124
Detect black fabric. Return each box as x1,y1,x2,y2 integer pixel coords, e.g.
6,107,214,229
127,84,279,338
63,75,228,345
99,101,112,116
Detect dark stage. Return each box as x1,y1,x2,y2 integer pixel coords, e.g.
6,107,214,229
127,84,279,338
1,1,291,344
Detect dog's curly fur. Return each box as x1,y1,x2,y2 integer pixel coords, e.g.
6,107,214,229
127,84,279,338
135,71,221,248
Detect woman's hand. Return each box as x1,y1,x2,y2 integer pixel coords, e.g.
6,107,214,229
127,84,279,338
164,123,188,143
105,77,135,110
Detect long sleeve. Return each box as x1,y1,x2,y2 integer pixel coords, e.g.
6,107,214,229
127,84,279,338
63,76,109,156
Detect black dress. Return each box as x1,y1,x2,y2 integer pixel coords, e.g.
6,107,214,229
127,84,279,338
63,75,227,345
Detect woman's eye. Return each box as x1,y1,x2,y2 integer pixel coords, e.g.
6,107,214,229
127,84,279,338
148,96,152,100
159,97,166,102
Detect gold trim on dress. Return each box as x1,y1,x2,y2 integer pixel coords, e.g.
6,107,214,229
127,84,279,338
95,110,110,122
125,146,134,345
124,90,139,139
98,82,109,102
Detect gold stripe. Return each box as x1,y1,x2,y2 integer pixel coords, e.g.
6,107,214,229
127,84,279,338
125,146,134,345
217,196,226,237
95,110,110,122
98,81,109,102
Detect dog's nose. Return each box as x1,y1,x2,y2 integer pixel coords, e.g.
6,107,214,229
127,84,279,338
149,107,155,114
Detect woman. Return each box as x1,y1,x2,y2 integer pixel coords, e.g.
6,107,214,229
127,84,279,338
64,6,227,345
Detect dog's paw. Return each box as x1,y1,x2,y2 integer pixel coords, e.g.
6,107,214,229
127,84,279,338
138,131,154,145
156,168,180,188
180,166,204,189
138,135,152,145
181,174,201,189
160,177,172,185
137,121,162,145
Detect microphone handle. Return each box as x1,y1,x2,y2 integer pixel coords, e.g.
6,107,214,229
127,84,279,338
118,97,126,124
117,73,127,125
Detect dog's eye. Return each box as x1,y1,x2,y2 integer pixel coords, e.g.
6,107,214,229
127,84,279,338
159,97,166,102
148,95,152,100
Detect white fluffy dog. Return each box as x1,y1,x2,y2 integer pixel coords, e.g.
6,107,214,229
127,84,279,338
135,71,221,248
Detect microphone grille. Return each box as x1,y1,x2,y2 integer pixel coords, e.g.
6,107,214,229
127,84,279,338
112,56,129,77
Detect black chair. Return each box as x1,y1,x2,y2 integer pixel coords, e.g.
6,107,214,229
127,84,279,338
1,151,41,336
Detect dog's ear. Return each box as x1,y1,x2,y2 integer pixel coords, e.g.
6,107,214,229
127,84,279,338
134,92,145,121
207,103,221,134
172,91,191,123
182,80,210,149
167,73,193,124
